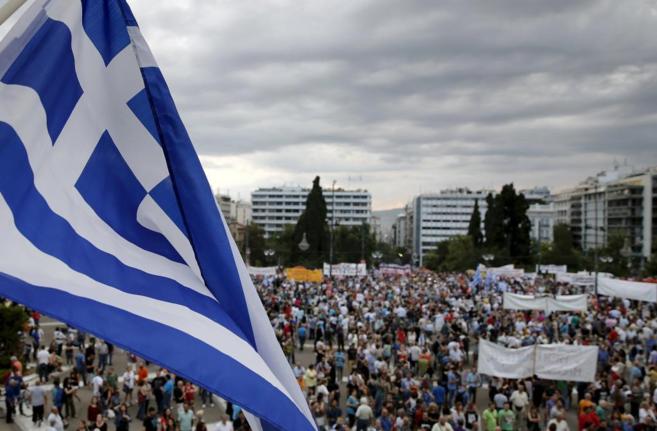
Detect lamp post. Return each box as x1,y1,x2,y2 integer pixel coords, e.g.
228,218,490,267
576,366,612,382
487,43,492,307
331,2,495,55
298,232,310,252
372,251,383,268
596,255,613,296
264,249,275,265
329,180,336,279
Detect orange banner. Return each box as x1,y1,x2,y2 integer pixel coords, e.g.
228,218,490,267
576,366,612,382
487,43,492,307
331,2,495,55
285,266,323,282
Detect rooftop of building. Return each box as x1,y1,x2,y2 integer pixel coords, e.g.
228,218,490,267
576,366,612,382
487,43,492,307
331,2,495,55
252,186,370,194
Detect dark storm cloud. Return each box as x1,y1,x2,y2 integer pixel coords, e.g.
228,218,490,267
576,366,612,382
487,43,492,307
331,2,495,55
129,0,657,208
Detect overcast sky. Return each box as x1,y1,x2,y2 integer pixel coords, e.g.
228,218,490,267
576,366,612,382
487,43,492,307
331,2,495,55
5,1,657,209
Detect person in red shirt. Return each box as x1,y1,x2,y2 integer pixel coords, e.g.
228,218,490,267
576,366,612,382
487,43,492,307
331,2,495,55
579,406,601,430
137,362,148,384
184,381,196,405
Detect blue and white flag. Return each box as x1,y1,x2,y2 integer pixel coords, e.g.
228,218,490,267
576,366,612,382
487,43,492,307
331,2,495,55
469,265,482,291
0,1,315,429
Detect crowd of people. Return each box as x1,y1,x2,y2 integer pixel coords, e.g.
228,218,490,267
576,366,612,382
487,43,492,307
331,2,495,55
3,268,657,431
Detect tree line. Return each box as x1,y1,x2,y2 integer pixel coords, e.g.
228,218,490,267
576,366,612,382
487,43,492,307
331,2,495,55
424,183,656,277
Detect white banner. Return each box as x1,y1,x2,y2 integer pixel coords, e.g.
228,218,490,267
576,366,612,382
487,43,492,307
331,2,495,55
503,293,547,310
379,263,411,275
484,264,525,278
547,295,588,313
323,263,367,277
503,293,588,314
598,277,657,303
477,340,535,379
534,344,598,382
536,264,567,274
247,266,278,276
556,272,597,287
479,341,599,382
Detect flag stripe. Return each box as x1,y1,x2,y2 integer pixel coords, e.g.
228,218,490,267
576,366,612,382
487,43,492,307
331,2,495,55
0,192,299,411
0,121,244,333
0,278,313,431
0,82,207,295
138,65,258,348
1,17,82,143
0,1,317,428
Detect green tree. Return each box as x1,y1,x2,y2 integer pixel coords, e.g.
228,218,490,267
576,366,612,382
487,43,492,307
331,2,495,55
269,225,296,266
467,199,483,247
596,231,631,277
484,192,503,249
244,223,266,266
424,240,450,271
644,254,657,277
0,305,27,370
292,176,329,267
334,223,376,264
542,224,583,270
440,235,478,272
483,184,532,264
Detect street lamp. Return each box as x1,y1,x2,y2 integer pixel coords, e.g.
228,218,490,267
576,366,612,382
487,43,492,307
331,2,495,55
594,255,613,296
599,256,613,265
264,249,275,265
298,232,310,252
372,251,383,268
482,254,495,265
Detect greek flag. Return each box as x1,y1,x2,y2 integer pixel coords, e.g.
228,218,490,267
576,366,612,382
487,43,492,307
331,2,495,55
469,265,482,291
0,1,315,429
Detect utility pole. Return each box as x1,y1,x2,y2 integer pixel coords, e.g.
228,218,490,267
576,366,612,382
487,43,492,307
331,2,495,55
329,180,336,279
593,185,599,296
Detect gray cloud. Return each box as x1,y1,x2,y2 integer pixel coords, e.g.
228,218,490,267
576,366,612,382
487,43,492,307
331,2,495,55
128,0,657,208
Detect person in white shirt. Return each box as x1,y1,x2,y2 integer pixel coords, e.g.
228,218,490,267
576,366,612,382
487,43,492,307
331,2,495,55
432,415,454,431
547,413,571,431
122,366,136,405
37,346,50,383
47,407,64,431
214,414,234,431
91,369,104,397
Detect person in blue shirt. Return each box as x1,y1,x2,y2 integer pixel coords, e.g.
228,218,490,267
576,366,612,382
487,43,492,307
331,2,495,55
335,350,345,380
447,367,459,405
75,349,86,384
298,325,307,351
432,381,446,409
162,374,174,411
4,367,23,424
378,407,393,431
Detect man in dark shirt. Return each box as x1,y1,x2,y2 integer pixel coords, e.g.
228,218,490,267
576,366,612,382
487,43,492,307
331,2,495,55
143,407,158,431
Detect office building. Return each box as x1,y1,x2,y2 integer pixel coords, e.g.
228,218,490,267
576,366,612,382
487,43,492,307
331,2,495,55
411,188,491,266
251,186,372,237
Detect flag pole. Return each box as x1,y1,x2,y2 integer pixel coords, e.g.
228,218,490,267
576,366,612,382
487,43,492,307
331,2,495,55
0,0,26,26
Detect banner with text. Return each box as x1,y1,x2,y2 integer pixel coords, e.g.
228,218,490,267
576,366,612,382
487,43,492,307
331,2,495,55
548,295,588,313
503,293,588,313
536,265,568,274
598,277,657,303
323,263,367,277
247,266,278,276
503,293,547,311
379,264,412,276
478,340,598,382
285,267,323,283
534,344,599,382
477,340,535,379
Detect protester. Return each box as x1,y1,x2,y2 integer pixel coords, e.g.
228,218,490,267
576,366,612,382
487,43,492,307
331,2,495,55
8,268,657,431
